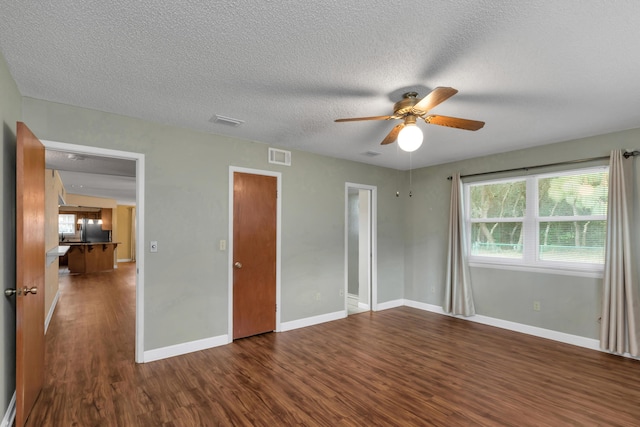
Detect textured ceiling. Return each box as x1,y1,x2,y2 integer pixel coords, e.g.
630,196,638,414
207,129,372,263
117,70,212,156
3,0,640,179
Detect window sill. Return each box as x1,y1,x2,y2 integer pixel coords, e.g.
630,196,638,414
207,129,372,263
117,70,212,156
468,261,604,279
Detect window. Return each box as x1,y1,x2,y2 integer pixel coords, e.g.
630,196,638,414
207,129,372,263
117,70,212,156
465,167,608,271
58,214,76,234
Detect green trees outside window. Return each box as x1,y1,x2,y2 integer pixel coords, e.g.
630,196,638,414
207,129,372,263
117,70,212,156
466,168,608,267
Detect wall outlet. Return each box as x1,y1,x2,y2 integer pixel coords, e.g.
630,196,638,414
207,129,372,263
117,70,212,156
339,289,344,297
533,301,541,311
314,292,321,301
430,286,435,294
219,240,226,251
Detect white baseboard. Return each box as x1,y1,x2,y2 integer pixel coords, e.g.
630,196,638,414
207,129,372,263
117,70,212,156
117,258,132,263
1,391,15,427
139,299,629,364
280,310,346,332
404,299,600,351
143,334,228,363
45,290,61,334
375,298,404,311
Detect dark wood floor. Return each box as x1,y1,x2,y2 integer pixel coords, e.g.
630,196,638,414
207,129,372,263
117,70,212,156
27,263,640,426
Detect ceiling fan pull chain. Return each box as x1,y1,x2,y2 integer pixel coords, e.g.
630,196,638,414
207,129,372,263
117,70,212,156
409,153,413,197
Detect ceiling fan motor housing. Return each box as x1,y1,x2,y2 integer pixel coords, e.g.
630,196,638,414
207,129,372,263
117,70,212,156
393,92,421,116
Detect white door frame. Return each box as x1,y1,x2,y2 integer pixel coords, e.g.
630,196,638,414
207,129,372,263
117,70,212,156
228,166,282,341
344,182,377,312
41,140,145,363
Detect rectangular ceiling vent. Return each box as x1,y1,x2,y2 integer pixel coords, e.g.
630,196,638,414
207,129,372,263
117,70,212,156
210,114,244,127
269,148,291,166
362,150,381,157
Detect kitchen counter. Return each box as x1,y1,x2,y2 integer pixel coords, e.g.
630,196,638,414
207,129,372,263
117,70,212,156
46,245,71,266
62,242,119,274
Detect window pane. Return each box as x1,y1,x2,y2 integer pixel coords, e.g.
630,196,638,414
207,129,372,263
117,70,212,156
469,181,526,219
58,214,76,234
470,222,523,259
538,171,608,217
538,221,606,263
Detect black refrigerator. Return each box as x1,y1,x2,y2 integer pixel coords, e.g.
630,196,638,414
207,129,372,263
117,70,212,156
82,221,111,243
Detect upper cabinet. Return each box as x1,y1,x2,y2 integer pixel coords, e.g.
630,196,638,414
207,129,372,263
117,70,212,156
101,208,112,230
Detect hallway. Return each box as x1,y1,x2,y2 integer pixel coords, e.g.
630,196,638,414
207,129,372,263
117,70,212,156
28,263,138,425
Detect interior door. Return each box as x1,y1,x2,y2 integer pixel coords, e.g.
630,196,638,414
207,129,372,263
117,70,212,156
15,122,46,426
233,172,277,339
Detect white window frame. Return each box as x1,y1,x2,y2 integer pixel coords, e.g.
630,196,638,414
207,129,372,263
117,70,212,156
465,166,608,275
58,213,77,235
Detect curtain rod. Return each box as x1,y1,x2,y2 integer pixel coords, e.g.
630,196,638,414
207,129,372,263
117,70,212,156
446,150,639,181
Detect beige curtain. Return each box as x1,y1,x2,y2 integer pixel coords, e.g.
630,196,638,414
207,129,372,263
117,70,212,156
601,150,639,356
444,173,476,316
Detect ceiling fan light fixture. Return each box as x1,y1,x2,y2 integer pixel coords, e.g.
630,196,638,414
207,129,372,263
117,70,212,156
397,124,423,152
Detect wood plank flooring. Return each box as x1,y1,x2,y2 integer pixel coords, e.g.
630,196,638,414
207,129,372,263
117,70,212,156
27,263,640,426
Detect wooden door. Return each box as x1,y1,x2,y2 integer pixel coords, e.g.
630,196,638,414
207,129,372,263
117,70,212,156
233,172,277,339
15,122,46,426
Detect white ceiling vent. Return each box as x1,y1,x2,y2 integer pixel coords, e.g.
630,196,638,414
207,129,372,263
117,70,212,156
362,151,381,157
210,114,244,127
268,148,291,166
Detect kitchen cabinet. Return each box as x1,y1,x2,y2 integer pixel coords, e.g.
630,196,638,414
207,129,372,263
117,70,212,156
101,208,112,230
65,242,118,273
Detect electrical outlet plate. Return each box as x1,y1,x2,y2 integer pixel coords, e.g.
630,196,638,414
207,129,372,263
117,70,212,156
533,301,541,311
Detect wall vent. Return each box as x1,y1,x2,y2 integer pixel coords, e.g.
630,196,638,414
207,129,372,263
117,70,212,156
269,148,291,166
362,151,381,157
210,114,244,127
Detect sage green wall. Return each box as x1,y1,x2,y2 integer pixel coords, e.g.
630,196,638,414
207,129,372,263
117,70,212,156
0,51,20,418
21,97,405,351
405,128,640,339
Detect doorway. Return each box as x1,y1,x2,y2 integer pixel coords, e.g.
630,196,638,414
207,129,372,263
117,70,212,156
345,183,377,315
41,140,145,362
228,167,282,341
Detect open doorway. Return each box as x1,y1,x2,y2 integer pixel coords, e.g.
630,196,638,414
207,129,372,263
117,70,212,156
42,140,145,362
345,183,377,315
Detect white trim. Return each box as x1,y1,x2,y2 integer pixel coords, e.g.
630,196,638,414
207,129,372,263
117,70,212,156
228,167,282,341
404,299,601,350
280,310,346,332
41,140,145,363
344,183,378,312
375,299,404,311
469,314,600,350
0,392,15,427
44,289,60,334
117,258,133,263
135,154,145,363
143,335,228,363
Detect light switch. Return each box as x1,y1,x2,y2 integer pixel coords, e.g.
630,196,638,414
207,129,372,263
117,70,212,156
219,240,226,251
150,241,158,253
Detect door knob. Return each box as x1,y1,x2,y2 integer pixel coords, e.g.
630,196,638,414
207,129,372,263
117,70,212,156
4,288,17,297
23,287,37,295
234,262,242,269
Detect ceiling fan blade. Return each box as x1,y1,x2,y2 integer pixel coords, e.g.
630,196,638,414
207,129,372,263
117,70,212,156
381,124,404,145
424,115,485,131
335,115,393,122
412,87,458,113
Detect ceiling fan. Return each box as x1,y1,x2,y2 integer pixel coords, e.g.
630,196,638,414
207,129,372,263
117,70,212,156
335,87,484,152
